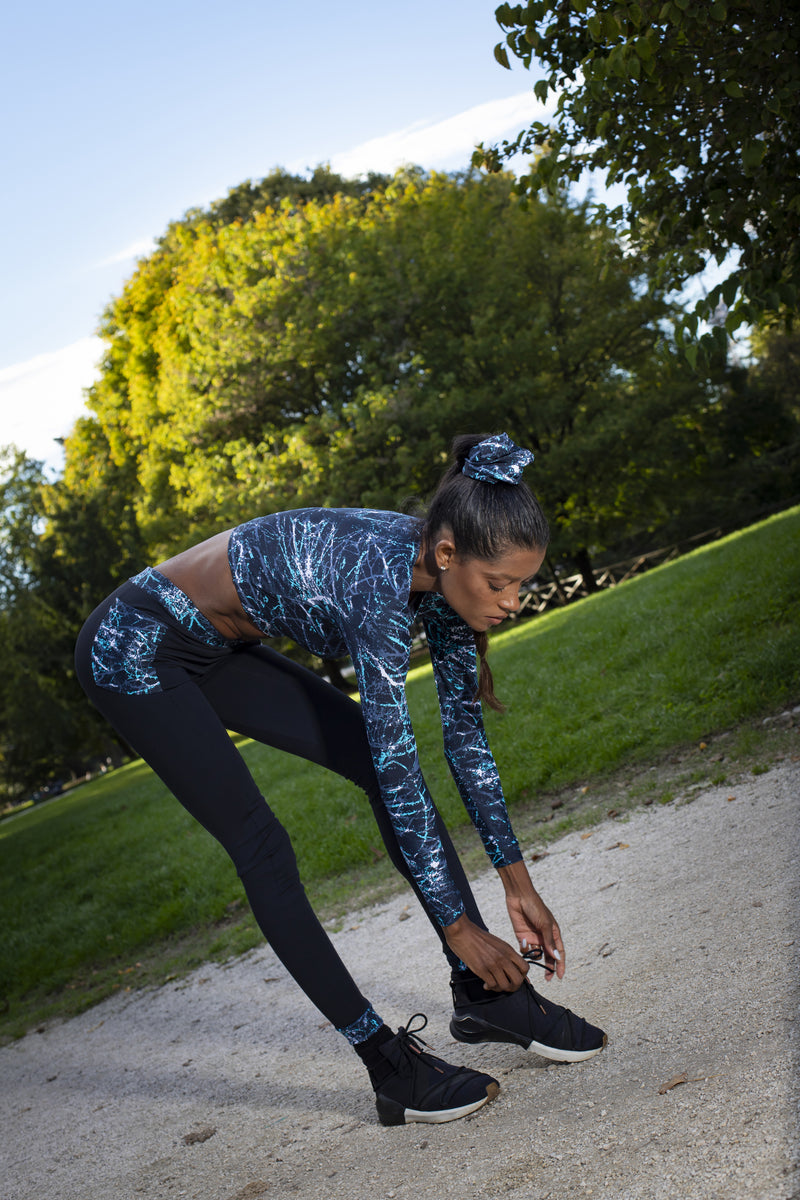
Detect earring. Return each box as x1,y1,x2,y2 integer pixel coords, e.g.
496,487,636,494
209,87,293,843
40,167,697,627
439,564,449,572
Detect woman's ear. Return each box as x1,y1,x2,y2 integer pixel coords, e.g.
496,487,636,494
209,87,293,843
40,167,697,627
434,537,456,572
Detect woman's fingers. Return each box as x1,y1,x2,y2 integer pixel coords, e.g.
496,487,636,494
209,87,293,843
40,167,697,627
444,917,530,992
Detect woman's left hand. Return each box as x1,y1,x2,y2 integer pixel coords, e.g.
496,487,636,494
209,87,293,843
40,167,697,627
497,860,566,981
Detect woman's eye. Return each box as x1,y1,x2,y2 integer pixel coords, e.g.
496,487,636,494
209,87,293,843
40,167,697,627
488,582,504,593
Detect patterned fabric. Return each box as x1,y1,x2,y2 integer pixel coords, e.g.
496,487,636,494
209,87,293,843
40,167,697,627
91,598,165,695
338,1003,385,1045
91,571,239,695
229,509,522,926
131,567,232,646
461,432,535,485
420,596,517,868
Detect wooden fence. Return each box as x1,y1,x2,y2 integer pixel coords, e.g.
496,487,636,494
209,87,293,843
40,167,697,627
516,527,725,619
408,526,725,656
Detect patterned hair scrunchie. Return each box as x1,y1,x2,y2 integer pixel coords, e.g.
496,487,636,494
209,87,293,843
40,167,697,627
462,432,535,485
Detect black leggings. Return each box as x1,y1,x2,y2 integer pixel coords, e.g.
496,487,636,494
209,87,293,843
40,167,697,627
75,591,487,1036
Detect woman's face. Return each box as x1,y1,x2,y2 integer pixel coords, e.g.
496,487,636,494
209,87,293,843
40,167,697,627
436,542,546,632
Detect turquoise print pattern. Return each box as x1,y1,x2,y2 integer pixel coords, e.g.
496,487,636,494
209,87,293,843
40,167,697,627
91,598,165,694
131,568,232,646
337,1004,385,1045
228,509,521,926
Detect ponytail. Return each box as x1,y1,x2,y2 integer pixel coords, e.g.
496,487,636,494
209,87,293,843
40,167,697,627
474,630,504,713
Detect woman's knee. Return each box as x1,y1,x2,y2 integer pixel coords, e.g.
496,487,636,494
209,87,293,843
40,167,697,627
229,802,301,895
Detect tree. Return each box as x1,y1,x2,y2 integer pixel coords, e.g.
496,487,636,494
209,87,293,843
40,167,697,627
0,448,78,796
68,165,796,584
0,446,43,607
0,443,143,797
180,164,391,230
478,0,800,354
76,169,688,571
734,325,800,509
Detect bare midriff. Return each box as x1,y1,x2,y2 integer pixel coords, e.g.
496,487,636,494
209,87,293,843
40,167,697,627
156,530,267,641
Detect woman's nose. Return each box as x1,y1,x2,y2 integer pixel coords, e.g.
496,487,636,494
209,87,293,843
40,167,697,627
500,591,520,612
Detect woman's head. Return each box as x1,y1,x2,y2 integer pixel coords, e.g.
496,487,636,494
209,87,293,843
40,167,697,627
423,433,549,712
424,433,549,565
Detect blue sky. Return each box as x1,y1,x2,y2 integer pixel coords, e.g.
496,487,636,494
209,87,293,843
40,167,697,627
0,0,549,472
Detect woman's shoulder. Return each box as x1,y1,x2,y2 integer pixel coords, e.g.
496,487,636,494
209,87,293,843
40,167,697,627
232,508,423,601
235,508,422,556
236,506,419,532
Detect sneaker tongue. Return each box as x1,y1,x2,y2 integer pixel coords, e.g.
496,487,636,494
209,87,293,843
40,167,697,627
377,1033,414,1078
370,1044,404,1089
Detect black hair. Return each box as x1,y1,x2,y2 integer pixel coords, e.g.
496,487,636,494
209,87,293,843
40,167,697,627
423,433,550,712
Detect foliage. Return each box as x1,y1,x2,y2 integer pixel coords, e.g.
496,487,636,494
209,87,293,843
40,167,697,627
0,445,143,796
178,164,391,230
479,0,800,354
0,447,44,606
74,169,691,563
0,450,57,794
2,503,797,1035
7,169,798,790
749,324,800,423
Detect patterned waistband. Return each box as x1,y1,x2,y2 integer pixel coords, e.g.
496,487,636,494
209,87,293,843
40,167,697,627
129,568,232,647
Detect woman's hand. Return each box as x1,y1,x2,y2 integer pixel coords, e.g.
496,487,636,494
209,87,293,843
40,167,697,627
497,860,566,981
443,915,530,992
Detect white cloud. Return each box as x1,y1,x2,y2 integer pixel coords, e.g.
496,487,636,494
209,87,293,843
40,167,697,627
326,90,551,177
0,337,103,473
94,237,157,268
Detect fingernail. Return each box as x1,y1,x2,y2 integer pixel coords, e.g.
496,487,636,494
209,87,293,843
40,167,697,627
552,949,561,961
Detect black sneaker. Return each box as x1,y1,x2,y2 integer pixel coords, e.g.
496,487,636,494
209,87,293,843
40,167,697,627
450,976,607,1063
371,1014,499,1126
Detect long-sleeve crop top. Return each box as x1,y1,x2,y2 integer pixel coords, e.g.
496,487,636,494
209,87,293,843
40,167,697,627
227,508,522,926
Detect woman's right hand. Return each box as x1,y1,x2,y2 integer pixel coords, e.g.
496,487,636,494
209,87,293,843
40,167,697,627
443,914,530,992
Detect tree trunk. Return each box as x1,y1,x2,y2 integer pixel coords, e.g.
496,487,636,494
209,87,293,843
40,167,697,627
574,546,599,594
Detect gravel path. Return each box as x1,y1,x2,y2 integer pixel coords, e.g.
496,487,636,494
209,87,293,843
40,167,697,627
2,764,798,1200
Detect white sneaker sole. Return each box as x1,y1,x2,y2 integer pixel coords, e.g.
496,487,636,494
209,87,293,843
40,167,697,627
402,1081,500,1124
527,1033,608,1063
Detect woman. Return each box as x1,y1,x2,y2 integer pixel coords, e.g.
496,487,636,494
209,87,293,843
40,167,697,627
75,432,606,1127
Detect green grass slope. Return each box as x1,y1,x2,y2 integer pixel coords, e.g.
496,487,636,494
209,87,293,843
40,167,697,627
1,505,798,1037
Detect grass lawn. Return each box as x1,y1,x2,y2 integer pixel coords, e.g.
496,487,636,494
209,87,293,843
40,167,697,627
1,505,798,1039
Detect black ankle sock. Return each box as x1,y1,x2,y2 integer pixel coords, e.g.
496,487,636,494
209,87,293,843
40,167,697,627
352,1023,395,1079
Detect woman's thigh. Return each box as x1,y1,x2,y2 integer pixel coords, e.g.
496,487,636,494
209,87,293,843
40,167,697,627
82,666,273,851
200,643,379,796
76,597,374,835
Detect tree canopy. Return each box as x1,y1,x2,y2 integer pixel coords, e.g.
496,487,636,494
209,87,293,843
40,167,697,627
177,165,391,231
71,169,691,565
3,166,799,795
478,0,800,354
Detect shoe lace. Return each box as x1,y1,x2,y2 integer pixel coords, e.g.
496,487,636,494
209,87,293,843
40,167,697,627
392,1013,444,1076
522,945,552,972
398,1012,430,1051
394,1013,485,1109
